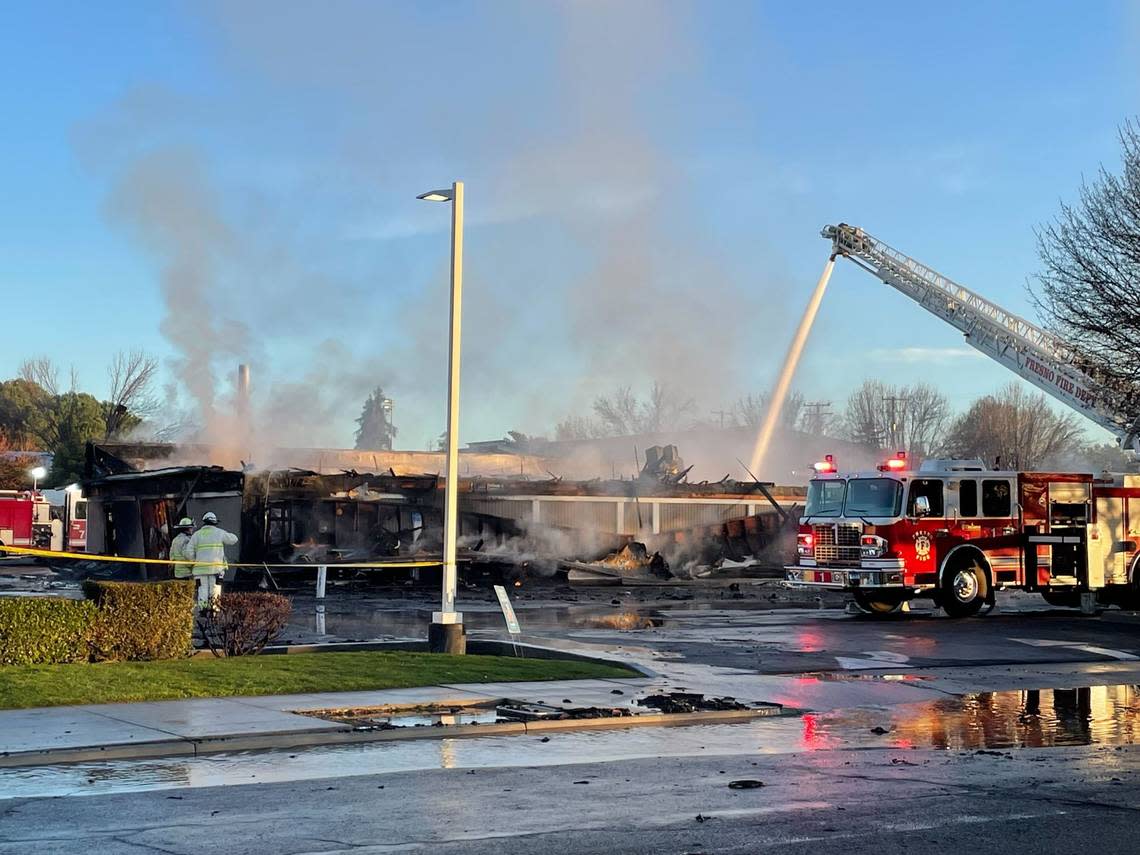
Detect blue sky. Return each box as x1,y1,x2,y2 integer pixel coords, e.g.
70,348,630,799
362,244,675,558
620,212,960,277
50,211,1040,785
0,1,1134,451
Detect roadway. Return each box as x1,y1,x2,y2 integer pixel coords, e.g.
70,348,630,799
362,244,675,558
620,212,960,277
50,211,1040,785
3,588,1140,853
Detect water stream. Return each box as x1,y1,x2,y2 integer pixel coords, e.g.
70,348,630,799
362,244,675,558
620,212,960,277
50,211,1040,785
749,257,836,475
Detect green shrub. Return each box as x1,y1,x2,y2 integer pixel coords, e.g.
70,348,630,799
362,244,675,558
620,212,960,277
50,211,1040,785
83,580,195,662
0,598,96,665
197,592,292,657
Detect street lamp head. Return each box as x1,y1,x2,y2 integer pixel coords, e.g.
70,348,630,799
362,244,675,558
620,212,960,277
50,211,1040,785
417,189,454,202
29,466,47,481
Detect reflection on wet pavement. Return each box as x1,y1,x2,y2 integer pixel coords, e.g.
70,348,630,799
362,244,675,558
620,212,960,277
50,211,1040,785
809,684,1140,751
5,683,1138,801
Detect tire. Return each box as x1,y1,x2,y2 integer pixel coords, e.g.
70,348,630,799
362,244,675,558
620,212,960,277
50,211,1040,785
852,589,904,616
940,556,988,618
1126,557,1140,610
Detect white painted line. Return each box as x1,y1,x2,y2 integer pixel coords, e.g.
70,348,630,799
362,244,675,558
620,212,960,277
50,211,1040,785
1012,637,1138,660
835,650,912,670
1071,645,1138,661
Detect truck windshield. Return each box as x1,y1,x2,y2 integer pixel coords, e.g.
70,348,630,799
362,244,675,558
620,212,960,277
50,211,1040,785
805,479,846,516
845,478,903,517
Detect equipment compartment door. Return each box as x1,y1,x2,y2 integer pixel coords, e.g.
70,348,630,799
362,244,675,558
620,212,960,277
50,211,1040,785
1095,497,1127,585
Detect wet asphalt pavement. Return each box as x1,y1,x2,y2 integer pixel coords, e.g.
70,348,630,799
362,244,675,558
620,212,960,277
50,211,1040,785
5,581,1140,852
4,744,1140,854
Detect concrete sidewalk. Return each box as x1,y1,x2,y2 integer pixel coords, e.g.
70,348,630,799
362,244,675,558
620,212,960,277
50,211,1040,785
0,677,657,767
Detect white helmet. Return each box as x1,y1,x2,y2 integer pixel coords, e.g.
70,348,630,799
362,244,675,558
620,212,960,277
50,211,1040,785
201,512,218,525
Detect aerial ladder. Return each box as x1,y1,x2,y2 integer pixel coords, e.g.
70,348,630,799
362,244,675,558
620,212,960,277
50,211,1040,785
823,223,1140,454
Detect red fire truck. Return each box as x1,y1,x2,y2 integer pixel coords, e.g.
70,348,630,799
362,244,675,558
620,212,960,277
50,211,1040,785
786,454,1140,616
0,490,53,550
0,488,87,554
783,224,1140,616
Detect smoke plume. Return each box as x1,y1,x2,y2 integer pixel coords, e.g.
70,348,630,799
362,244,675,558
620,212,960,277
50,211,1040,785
77,2,796,468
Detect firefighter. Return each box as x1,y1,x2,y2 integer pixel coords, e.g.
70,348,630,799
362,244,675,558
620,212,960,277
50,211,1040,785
170,517,195,579
183,511,238,605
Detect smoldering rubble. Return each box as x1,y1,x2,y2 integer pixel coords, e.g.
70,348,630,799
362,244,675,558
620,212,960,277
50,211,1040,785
73,442,802,588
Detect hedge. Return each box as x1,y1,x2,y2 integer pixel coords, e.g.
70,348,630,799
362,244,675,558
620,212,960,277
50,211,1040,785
0,598,97,665
83,580,196,662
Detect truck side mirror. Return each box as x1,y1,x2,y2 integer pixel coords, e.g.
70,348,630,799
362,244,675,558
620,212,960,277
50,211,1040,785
913,495,931,517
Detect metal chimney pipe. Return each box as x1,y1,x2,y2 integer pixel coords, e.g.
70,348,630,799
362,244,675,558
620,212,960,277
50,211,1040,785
237,364,251,405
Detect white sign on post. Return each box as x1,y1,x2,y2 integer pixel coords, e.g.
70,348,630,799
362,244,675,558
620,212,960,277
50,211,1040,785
493,584,522,635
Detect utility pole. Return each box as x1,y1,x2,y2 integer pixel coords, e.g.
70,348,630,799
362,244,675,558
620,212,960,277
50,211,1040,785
802,401,832,436
710,409,730,430
883,395,908,450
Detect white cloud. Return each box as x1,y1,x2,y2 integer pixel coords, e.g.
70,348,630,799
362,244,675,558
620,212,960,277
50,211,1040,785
867,346,985,364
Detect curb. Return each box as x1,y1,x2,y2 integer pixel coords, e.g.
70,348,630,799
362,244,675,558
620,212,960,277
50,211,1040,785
259,637,657,677
0,706,786,769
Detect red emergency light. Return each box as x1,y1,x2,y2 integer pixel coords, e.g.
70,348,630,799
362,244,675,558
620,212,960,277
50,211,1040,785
813,454,836,473
879,451,907,472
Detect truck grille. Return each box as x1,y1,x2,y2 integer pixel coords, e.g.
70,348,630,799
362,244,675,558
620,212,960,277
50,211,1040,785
813,523,862,564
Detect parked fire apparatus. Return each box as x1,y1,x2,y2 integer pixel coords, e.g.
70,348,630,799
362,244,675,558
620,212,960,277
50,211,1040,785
0,491,53,550
0,488,87,553
785,224,1140,616
787,453,1140,616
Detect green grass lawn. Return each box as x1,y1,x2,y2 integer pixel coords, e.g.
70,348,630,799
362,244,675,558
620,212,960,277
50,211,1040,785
0,651,638,710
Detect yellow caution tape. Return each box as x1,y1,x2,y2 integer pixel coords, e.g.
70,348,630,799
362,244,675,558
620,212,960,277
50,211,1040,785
0,543,444,570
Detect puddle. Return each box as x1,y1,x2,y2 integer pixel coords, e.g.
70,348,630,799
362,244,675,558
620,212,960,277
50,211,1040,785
0,717,810,799
573,613,663,630
809,673,932,683
283,598,795,642
5,684,1139,801
806,684,1140,751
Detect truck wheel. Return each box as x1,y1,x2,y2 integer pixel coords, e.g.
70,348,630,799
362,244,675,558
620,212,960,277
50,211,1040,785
1126,559,1140,611
852,589,903,616
940,557,988,618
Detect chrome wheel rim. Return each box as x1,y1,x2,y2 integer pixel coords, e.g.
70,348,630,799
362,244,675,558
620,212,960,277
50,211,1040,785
953,568,979,603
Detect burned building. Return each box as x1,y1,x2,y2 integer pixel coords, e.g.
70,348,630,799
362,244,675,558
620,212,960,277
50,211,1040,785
82,442,804,585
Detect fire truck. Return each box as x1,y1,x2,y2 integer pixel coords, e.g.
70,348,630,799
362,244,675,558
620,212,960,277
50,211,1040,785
0,491,53,551
0,488,87,554
787,453,1140,616
784,224,1140,616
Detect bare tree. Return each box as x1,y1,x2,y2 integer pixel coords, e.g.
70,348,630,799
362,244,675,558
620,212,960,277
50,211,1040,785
593,386,641,436
639,382,696,434
1033,120,1140,428
19,357,60,395
104,350,159,439
592,382,695,436
555,382,697,439
842,380,950,457
733,391,805,431
941,383,1085,469
554,415,597,441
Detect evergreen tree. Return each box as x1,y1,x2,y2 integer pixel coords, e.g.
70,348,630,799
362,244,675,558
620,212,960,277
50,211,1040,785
354,387,397,450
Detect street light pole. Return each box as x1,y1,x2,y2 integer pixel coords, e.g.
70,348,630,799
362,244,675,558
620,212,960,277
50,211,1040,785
418,181,466,654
